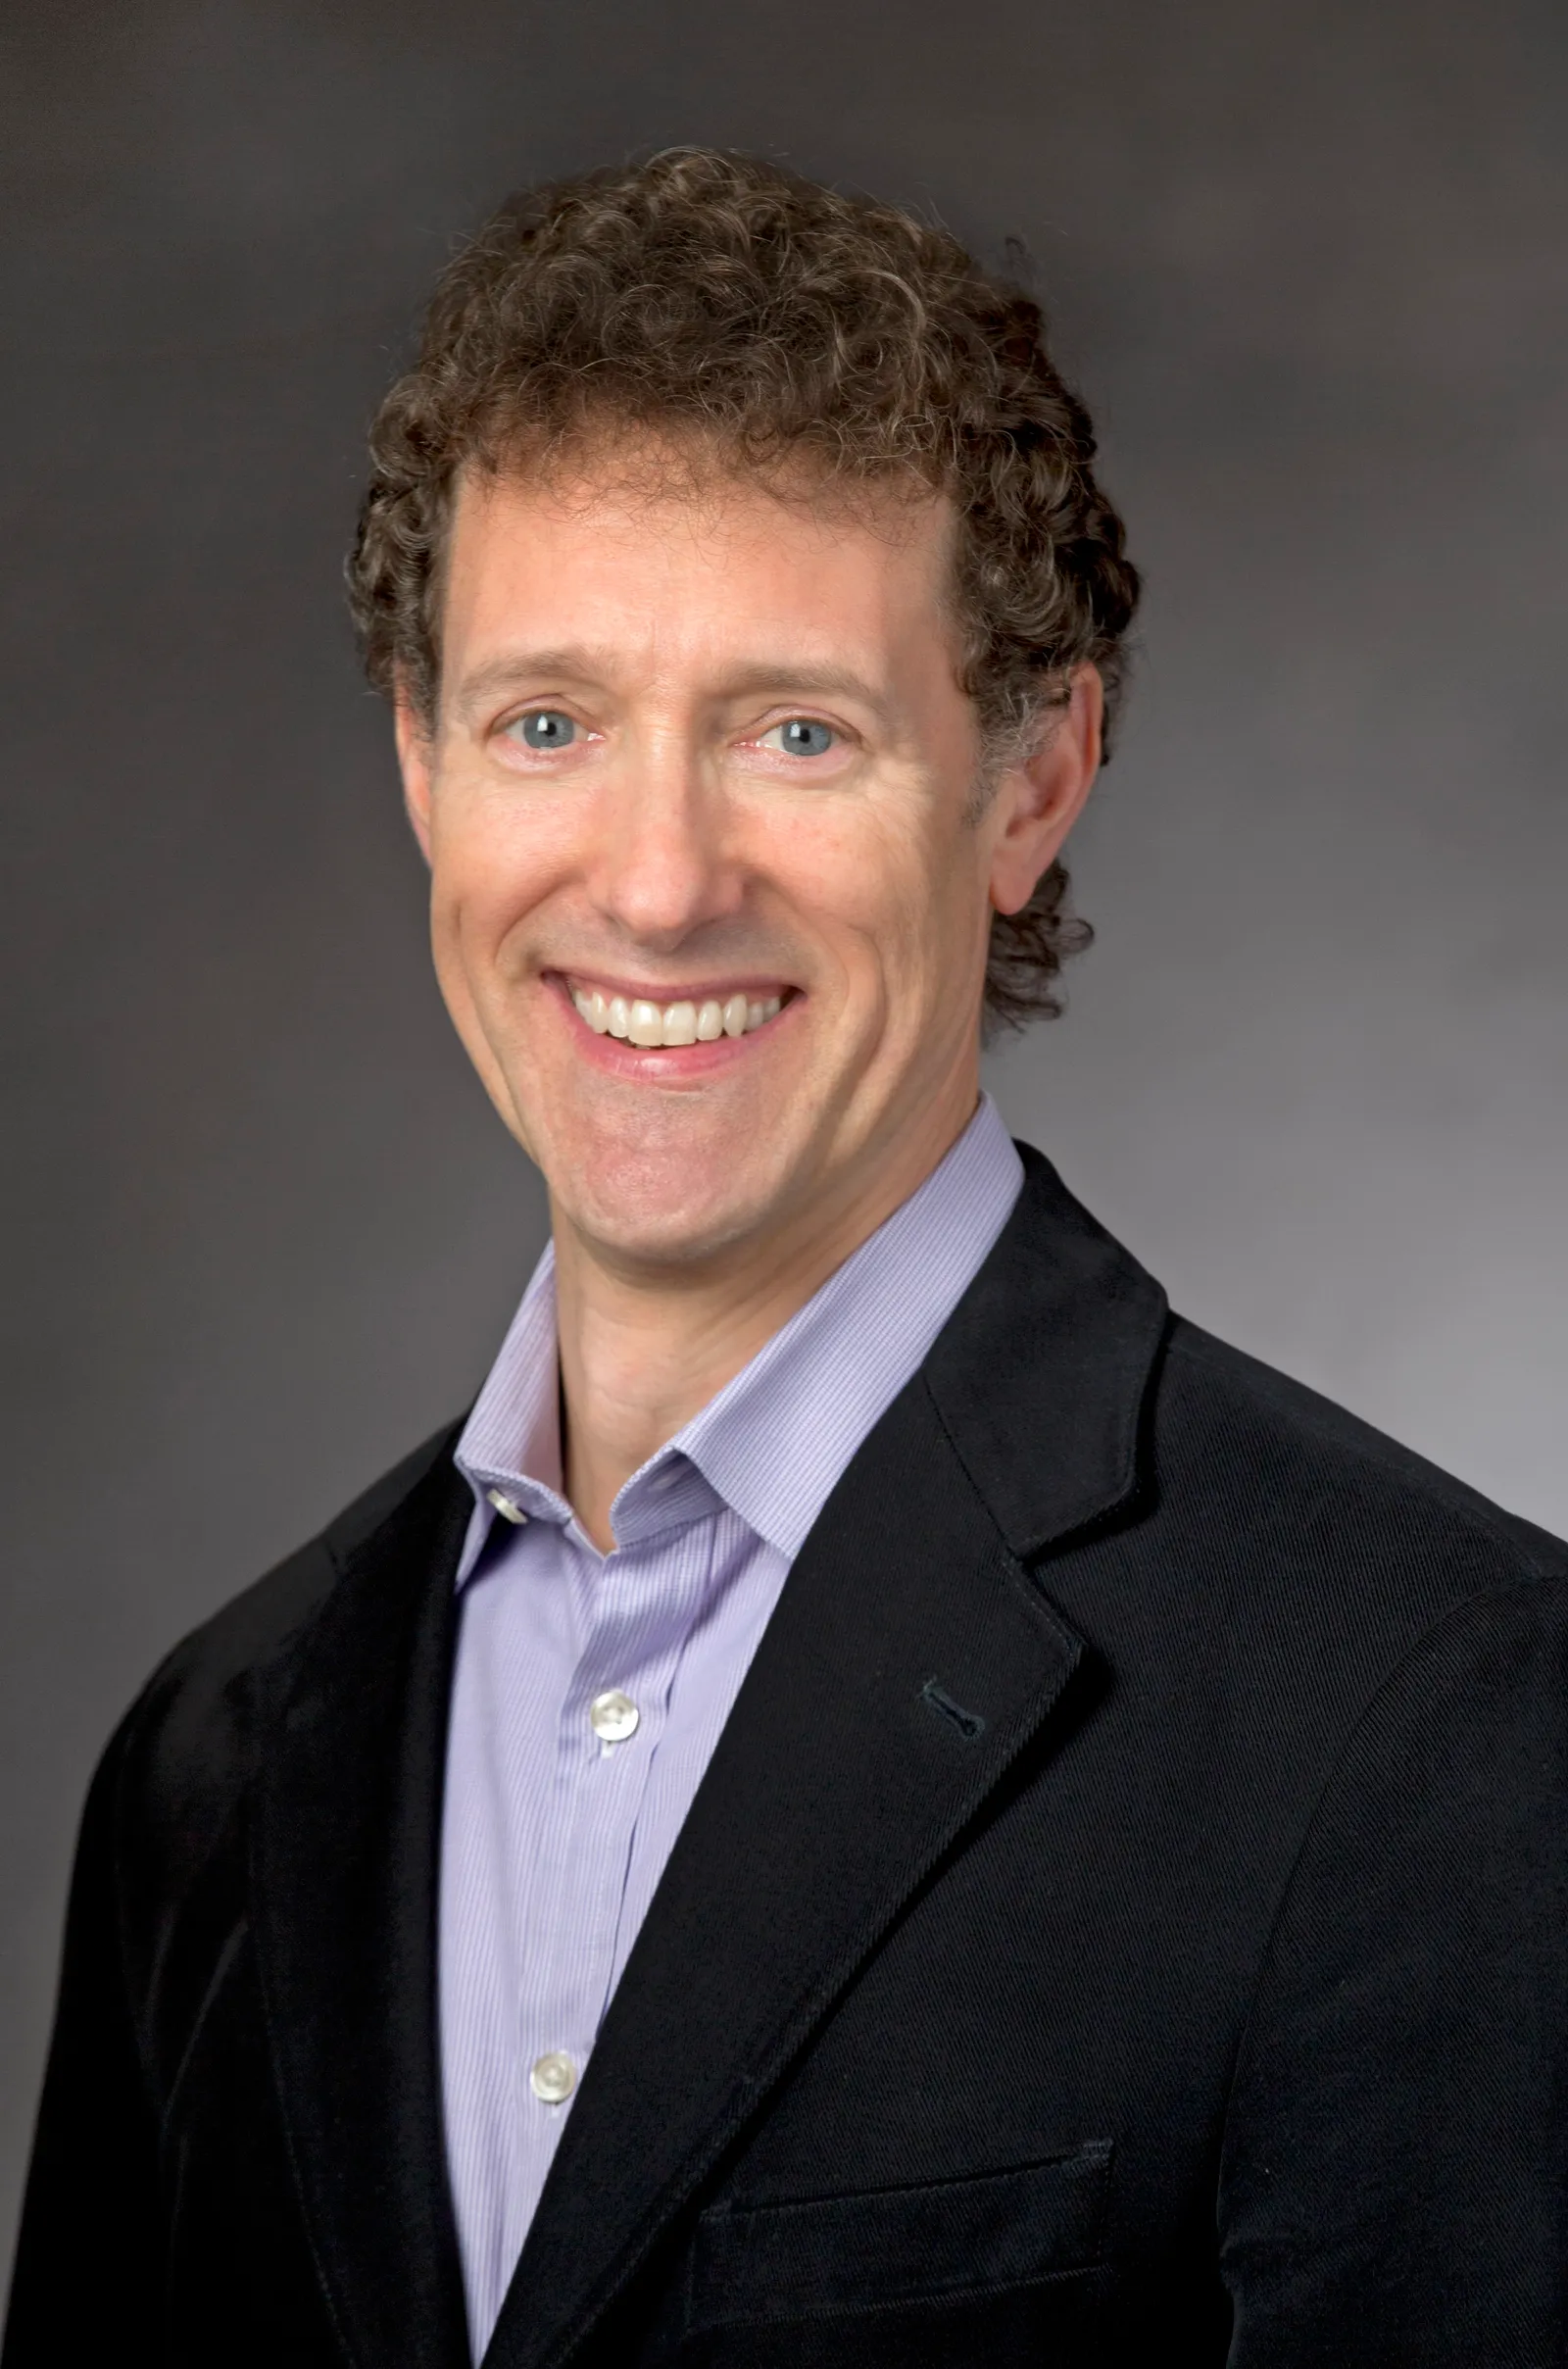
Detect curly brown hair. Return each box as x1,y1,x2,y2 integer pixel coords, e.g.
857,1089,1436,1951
348,147,1139,1025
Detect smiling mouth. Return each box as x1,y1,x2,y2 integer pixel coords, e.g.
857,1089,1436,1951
566,980,788,1048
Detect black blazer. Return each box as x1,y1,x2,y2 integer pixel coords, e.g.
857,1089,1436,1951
7,1148,1568,2367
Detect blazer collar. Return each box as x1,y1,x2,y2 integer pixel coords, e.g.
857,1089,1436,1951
926,1143,1169,1557
482,1143,1169,2369
250,1430,473,2369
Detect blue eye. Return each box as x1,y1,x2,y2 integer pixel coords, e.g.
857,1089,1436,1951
511,709,577,750
766,718,836,757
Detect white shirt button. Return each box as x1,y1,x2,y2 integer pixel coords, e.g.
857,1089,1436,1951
589,1689,640,1743
529,2050,577,2104
486,1488,528,1525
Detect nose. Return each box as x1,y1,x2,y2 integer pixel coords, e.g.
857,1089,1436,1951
583,724,744,951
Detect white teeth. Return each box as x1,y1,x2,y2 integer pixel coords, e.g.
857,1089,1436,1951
574,984,787,1047
571,986,612,1034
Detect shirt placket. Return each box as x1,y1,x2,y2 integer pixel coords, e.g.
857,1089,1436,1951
514,1514,716,2158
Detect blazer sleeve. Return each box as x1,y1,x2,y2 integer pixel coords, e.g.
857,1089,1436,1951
3,1714,163,2367
1217,1572,1568,2366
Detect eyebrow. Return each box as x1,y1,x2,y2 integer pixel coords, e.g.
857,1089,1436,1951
450,648,893,723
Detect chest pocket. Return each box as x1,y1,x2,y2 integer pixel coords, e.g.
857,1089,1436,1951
687,2140,1112,2335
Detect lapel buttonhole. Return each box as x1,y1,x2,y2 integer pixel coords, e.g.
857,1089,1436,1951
920,1677,987,1742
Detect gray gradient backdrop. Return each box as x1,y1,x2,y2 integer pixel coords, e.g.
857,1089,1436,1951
3,0,1564,2266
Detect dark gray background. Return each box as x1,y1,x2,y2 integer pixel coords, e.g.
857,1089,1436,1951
3,0,1564,2264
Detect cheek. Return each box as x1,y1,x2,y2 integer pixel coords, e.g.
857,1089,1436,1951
427,802,564,977
761,805,977,1048
818,801,979,973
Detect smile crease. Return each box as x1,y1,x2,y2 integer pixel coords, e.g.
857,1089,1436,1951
570,984,783,1048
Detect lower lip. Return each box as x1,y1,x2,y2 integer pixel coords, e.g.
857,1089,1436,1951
551,980,798,1079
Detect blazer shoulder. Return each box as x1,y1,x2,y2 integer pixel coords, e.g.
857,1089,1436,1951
1161,1313,1567,1584
105,1420,465,1896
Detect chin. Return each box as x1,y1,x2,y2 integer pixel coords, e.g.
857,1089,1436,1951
558,1155,790,1272
530,1087,808,1260
580,1203,768,1272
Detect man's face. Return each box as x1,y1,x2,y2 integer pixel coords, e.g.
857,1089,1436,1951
398,451,1096,1276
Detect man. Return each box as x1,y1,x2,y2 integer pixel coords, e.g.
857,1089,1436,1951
6,147,1566,2369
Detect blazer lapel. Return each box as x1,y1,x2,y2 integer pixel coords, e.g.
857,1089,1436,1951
485,1149,1169,2369
249,1432,473,2369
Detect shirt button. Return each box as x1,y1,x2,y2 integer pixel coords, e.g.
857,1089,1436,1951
486,1488,528,1525
589,1689,640,1744
529,2050,577,2104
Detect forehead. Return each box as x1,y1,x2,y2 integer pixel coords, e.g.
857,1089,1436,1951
439,448,960,689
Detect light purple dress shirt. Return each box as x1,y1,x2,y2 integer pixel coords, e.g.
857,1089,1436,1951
440,1095,1024,2356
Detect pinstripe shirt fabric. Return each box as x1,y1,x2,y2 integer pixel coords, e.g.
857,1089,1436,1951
441,1095,1025,2357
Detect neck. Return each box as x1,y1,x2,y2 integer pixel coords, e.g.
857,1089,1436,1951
552,1094,979,1551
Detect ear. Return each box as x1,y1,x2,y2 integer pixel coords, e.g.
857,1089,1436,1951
394,685,436,865
987,666,1103,916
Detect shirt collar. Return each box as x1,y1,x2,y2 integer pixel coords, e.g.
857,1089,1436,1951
674,1097,1022,1555
455,1094,1023,1566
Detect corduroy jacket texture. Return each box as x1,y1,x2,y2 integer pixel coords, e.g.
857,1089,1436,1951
7,1146,1568,2367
